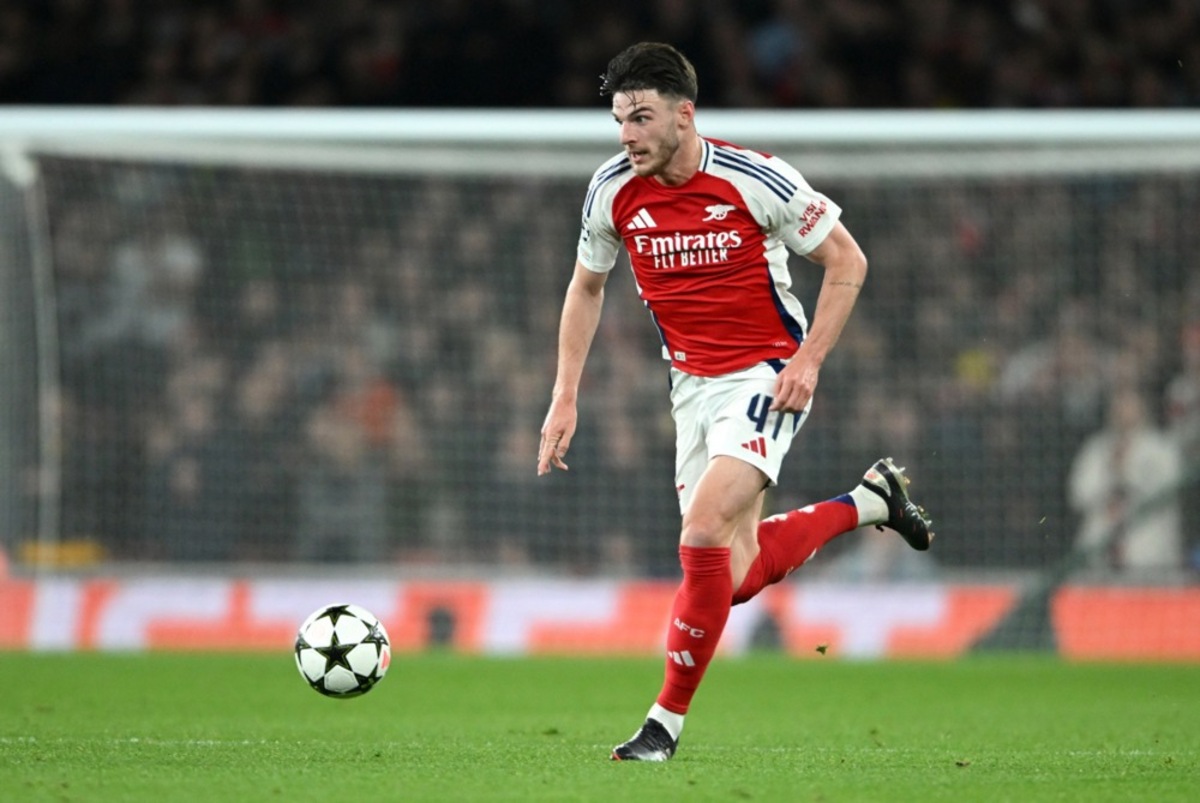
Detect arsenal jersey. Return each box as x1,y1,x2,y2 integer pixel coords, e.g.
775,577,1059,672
577,137,841,377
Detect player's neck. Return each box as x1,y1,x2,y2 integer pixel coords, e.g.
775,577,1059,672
654,131,703,188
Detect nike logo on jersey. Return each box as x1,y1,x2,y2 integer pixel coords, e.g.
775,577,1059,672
702,204,737,221
626,208,658,230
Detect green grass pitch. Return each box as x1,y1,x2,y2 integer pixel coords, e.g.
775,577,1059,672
2,652,1196,802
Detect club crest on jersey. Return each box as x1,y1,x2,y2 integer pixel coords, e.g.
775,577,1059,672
702,204,737,221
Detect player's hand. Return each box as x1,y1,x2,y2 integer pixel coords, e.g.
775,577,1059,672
537,401,576,475
770,355,820,413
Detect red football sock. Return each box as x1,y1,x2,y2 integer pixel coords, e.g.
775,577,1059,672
732,495,858,605
655,545,733,716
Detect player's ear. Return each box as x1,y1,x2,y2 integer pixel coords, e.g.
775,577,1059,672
676,98,696,129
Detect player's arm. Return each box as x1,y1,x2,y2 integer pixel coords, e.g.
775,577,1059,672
538,260,609,475
771,221,868,412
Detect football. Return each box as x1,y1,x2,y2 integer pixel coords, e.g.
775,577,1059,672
294,603,391,698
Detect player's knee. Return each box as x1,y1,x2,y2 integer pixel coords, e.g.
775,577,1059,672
679,514,731,549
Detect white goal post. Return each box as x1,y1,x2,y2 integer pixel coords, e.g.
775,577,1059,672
5,107,1200,178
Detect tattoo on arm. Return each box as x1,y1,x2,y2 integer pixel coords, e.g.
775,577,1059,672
828,280,862,289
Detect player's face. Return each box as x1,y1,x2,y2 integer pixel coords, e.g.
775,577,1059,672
612,90,689,178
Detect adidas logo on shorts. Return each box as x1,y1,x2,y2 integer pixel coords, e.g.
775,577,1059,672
741,437,767,456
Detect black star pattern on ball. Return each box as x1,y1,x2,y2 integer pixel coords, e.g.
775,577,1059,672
359,622,388,658
311,606,361,675
322,604,356,627
315,633,356,676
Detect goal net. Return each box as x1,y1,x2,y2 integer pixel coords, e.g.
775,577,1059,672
2,109,1198,592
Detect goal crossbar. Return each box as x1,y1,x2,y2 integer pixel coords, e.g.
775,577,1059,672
4,108,1200,179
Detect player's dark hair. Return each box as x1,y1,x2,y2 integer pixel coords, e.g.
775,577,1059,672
600,42,698,102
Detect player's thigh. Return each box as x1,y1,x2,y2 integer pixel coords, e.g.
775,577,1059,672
680,455,770,548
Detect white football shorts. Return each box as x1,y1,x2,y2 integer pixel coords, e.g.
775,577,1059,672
670,361,812,515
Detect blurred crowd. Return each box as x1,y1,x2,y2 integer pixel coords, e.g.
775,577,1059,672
17,152,1197,577
34,162,676,571
3,0,1198,578
1,0,1198,109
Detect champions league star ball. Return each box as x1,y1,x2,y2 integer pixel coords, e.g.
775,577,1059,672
294,603,391,698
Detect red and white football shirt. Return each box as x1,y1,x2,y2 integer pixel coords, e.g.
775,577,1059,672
577,138,841,377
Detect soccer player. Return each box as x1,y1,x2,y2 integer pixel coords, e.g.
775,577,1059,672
536,42,934,762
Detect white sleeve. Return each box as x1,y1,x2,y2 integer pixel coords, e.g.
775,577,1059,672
763,157,842,256
576,210,620,273
575,159,626,273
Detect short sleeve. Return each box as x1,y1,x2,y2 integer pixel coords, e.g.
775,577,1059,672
575,157,629,273
576,209,621,273
767,159,842,256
